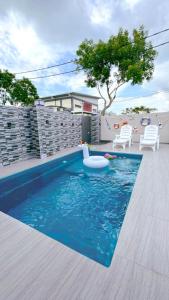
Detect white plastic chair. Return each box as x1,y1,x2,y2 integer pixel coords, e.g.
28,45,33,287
139,125,160,152
112,125,132,150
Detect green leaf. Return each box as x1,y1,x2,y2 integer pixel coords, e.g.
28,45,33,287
76,25,157,115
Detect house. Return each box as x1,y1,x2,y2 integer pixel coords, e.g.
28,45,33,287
41,92,99,114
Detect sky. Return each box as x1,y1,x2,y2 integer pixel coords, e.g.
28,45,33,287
0,0,169,114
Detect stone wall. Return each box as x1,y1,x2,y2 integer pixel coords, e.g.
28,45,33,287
0,106,84,166
91,115,100,144
35,107,82,158
0,106,32,166
81,115,91,143
30,107,40,157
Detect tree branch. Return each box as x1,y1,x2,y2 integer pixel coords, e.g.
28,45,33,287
110,81,125,96
101,81,125,115
97,84,107,105
106,82,111,101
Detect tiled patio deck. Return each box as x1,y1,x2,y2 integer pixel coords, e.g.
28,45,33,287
0,143,169,300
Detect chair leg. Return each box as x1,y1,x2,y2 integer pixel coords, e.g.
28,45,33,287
157,141,160,150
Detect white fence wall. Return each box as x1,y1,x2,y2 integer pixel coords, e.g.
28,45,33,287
101,112,169,143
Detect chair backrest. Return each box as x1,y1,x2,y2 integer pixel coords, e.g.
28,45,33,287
144,125,159,140
120,125,132,139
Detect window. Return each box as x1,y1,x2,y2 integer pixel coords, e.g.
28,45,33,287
75,104,82,108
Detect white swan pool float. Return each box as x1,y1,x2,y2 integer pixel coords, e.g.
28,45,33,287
79,144,109,169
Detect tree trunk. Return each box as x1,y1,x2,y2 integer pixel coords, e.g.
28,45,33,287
100,83,124,115
101,98,114,116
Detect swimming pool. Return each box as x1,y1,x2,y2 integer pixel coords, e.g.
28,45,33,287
0,150,142,267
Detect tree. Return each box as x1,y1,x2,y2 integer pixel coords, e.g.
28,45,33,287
10,78,39,105
122,105,157,114
76,26,157,115
0,70,15,91
0,69,39,105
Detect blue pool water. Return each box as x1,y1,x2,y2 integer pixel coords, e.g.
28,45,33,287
0,151,142,267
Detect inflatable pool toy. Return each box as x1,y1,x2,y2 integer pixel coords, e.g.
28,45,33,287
83,155,110,168
104,153,117,160
79,144,109,169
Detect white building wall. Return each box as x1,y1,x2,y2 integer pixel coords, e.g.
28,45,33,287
73,99,83,112
101,112,169,143
62,99,71,109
